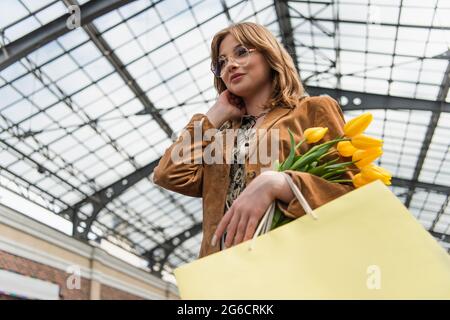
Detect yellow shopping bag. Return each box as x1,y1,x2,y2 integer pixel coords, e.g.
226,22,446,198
174,180,450,299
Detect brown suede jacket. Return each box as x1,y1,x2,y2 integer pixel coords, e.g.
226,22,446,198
152,95,356,259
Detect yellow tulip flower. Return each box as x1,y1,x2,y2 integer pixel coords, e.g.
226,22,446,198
351,134,383,149
361,164,392,185
352,173,372,188
337,141,358,157
304,127,328,144
344,112,373,137
352,147,383,168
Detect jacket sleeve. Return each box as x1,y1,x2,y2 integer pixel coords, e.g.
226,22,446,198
152,113,217,197
277,96,357,218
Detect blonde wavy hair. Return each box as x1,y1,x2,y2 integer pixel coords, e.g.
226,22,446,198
210,22,307,110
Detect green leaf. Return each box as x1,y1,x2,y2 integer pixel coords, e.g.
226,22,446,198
328,179,353,184
307,160,333,176
278,218,293,227
280,128,296,171
270,208,283,230
323,157,340,166
318,149,337,161
295,139,305,151
291,144,332,170
270,207,295,230
324,160,357,170
321,168,347,180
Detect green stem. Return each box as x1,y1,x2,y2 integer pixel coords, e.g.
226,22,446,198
318,149,338,161
295,138,306,150
328,179,353,183
321,169,347,179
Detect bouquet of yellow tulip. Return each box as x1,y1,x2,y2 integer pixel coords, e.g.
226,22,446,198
270,112,392,230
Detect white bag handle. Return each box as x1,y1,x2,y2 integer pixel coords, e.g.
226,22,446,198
249,172,318,251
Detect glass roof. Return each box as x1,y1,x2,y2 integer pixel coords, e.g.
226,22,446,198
0,0,449,279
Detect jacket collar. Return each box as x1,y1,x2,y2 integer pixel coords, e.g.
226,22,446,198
230,104,292,131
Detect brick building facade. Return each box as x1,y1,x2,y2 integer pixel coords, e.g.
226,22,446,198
0,204,179,300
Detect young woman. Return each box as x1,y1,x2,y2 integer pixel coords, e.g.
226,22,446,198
152,22,355,259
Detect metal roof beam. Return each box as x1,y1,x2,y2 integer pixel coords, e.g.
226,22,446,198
430,194,450,233
430,231,450,245
146,223,202,276
391,177,450,195
59,159,159,240
290,15,450,31
63,0,173,138
404,61,450,208
0,0,137,71
306,87,450,112
274,0,300,73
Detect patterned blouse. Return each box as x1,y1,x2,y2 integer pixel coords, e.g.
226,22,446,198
220,115,258,250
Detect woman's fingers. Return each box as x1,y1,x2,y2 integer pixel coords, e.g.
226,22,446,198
225,90,236,103
233,214,249,246
212,207,234,246
230,95,239,107
224,208,241,248
243,217,259,242
213,173,277,248
226,90,244,109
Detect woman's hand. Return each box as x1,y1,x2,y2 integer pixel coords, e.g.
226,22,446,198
206,89,246,128
211,171,295,248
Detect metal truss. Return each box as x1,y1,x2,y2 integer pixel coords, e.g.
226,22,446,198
306,86,450,112
51,85,449,272
62,0,173,139
403,62,450,209
274,0,300,72
59,158,159,240
0,0,137,71
146,223,202,276
1,0,449,275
